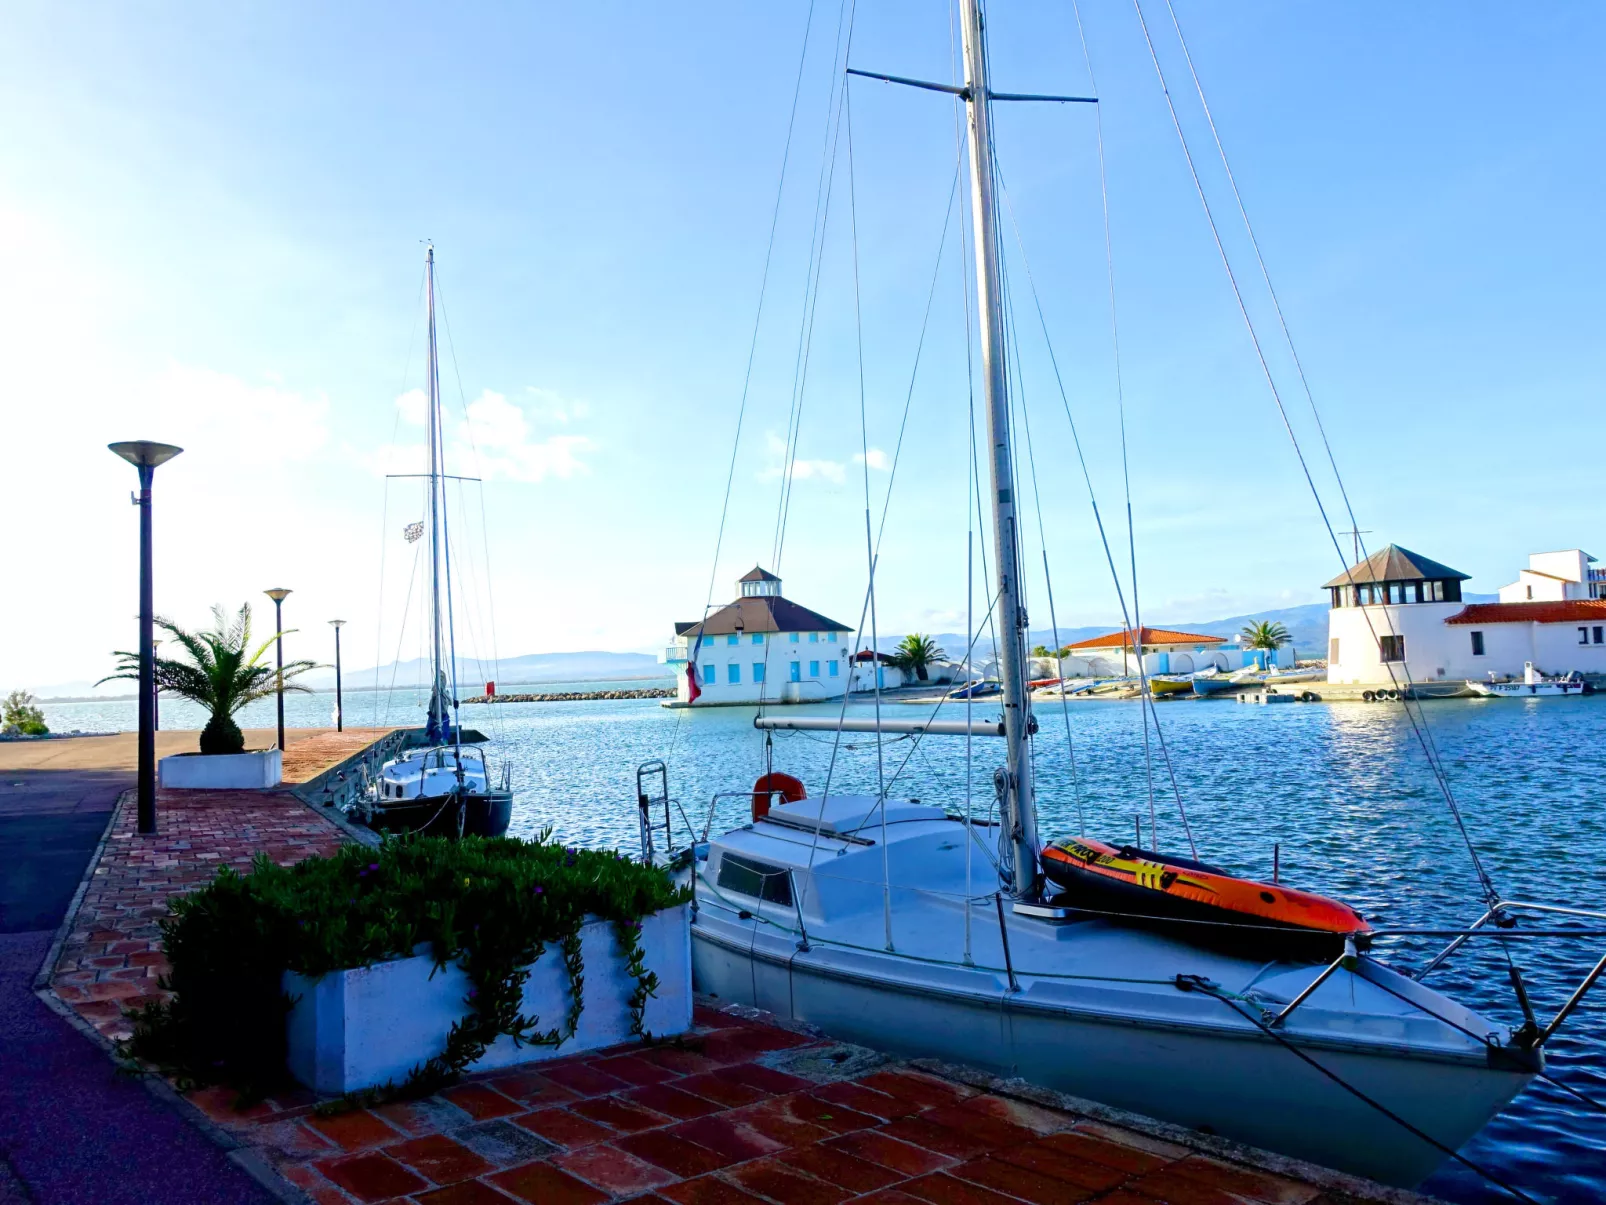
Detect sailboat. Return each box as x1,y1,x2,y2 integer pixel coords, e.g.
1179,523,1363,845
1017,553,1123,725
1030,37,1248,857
667,2,1544,1188
351,247,513,840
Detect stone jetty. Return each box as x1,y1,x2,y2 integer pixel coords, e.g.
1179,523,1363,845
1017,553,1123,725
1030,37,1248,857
464,687,675,704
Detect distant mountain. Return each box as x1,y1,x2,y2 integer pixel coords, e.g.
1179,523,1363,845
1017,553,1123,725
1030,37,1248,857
334,650,666,690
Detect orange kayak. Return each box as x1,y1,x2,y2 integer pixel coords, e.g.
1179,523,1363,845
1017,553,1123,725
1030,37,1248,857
1041,836,1370,958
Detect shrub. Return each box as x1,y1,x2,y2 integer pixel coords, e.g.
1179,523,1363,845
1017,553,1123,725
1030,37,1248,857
125,835,689,1102
2,689,48,735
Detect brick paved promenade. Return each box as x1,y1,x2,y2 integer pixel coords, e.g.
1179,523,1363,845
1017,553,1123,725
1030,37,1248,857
33,731,1408,1205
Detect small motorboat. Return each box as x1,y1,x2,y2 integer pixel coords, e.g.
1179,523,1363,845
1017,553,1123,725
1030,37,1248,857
1191,670,1241,696
1147,675,1194,696
946,679,1002,700
1467,661,1590,698
1265,667,1325,685
1042,835,1370,959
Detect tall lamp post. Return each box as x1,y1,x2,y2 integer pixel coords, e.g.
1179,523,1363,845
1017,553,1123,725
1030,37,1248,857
264,588,292,751
328,619,346,732
109,441,183,837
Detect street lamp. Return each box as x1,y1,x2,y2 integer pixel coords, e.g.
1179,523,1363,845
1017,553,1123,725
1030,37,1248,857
328,619,346,732
264,588,292,752
109,440,183,837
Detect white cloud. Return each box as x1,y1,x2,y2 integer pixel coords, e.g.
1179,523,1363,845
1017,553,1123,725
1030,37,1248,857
759,431,848,484
134,363,331,464
854,448,891,471
375,387,593,483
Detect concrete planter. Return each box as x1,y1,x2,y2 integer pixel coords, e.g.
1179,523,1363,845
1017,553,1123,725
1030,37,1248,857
158,749,282,790
284,903,692,1095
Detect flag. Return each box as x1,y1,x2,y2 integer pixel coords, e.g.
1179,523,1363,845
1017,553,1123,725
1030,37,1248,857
404,521,424,543
686,662,701,703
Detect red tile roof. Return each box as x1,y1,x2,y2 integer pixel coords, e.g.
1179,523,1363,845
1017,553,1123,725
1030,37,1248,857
1063,626,1226,651
1446,600,1606,625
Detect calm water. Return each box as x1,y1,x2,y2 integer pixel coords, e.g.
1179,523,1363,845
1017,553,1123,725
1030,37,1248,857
38,689,1605,1202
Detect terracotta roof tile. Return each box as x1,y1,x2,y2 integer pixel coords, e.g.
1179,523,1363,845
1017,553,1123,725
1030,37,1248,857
1062,626,1225,651
1446,601,1606,625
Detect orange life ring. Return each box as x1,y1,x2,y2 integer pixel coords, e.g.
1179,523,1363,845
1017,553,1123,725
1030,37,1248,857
752,772,806,821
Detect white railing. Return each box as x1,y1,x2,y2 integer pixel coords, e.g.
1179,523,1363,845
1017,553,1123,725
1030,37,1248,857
662,646,689,663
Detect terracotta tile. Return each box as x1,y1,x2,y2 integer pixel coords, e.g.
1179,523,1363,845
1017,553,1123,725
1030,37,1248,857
413,1180,523,1204
488,1071,583,1108
571,1096,674,1133
315,1152,430,1201
1125,1166,1258,1205
389,1134,495,1184
730,1097,832,1149
643,1045,726,1076
305,1108,405,1151
453,1118,557,1166
553,1144,678,1195
993,1141,1130,1193
670,1114,786,1163
444,1083,524,1120
709,1062,813,1096
542,1061,636,1097
1041,1129,1173,1175
1165,1156,1321,1205
950,1094,1074,1137
1067,1121,1191,1162
677,1072,769,1109
878,1116,993,1160
516,1108,614,1150
624,1083,724,1120
658,1175,770,1205
897,1172,1025,1205
949,1156,1098,1205
921,1103,1039,1149
597,1054,679,1086
824,1130,953,1177
776,1143,903,1193
856,1071,972,1111
811,1080,919,1121
375,1096,474,1136
251,1120,340,1162
185,1084,273,1123
490,1159,610,1204
726,1158,852,1204
693,1004,749,1029
615,1129,735,1177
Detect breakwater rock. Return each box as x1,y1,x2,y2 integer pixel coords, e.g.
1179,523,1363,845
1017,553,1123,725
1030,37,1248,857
463,688,676,704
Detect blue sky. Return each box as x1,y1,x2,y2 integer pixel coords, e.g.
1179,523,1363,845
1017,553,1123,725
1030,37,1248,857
4,2,1603,688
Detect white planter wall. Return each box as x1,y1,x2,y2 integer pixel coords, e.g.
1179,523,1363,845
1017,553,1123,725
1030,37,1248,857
284,904,692,1095
158,749,282,789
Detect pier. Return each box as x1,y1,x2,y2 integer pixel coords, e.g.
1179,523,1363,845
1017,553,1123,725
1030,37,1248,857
1,726,1430,1204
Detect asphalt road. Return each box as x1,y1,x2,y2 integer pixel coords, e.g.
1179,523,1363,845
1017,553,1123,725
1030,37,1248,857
0,763,274,1203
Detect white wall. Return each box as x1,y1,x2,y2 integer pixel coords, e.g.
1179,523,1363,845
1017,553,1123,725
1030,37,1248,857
1327,602,1606,682
672,630,853,704
1498,550,1598,602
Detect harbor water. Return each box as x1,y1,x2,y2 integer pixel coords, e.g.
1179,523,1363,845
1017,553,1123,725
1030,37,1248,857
36,687,1606,1202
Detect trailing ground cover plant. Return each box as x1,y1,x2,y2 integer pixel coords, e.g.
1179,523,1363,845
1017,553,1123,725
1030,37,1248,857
125,835,688,1100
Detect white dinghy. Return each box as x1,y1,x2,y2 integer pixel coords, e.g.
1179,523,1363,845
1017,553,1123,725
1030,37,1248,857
1466,661,1589,698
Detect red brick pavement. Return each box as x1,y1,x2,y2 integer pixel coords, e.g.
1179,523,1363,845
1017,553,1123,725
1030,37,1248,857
175,1004,1367,1205
49,785,347,1042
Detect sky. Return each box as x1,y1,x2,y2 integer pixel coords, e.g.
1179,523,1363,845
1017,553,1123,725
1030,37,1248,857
3,1,1603,691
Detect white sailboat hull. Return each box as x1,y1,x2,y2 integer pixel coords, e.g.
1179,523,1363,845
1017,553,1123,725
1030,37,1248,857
691,917,1528,1188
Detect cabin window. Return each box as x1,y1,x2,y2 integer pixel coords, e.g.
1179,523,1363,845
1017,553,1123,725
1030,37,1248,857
1379,635,1406,662
727,663,740,684
789,661,801,682
1581,628,1591,645
716,853,793,906
1329,637,1340,663
752,662,765,682
1470,631,1485,656
1429,581,1445,602
1595,626,1604,645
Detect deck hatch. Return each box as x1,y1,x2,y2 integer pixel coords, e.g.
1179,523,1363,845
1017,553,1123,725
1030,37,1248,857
717,852,794,906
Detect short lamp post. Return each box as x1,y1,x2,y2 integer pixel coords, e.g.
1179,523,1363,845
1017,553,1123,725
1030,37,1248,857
264,588,292,751
109,440,183,837
328,619,346,732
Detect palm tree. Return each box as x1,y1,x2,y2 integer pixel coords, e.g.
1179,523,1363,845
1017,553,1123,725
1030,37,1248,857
889,633,946,682
1240,620,1291,651
99,604,319,754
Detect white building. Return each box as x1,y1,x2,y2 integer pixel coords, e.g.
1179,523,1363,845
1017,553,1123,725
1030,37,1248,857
1059,626,1242,677
849,650,908,693
663,568,854,706
1325,544,1606,685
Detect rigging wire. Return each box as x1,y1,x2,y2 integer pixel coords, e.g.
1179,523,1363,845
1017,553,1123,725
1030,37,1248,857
1130,0,1499,908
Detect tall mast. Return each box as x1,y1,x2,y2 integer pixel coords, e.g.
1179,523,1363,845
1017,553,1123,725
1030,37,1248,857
959,0,1039,897
424,245,446,739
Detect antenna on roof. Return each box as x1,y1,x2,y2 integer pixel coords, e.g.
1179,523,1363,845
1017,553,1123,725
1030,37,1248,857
1341,526,1373,565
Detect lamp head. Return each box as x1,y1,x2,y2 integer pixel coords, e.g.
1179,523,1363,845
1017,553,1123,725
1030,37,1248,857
264,588,292,603
109,441,183,469
328,619,346,629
